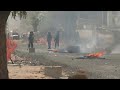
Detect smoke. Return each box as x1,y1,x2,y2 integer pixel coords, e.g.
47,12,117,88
7,11,120,54
110,31,120,54
77,30,96,53
111,45,120,54
30,12,116,53
7,13,21,33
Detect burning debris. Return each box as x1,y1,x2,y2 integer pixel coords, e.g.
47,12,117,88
75,51,106,59
48,46,80,53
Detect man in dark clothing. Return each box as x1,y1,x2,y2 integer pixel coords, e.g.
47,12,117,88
47,32,52,49
28,31,34,48
54,31,60,49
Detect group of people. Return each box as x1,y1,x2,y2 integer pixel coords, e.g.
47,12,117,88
47,31,60,49
28,31,60,50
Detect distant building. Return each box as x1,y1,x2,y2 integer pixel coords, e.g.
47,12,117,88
107,11,120,28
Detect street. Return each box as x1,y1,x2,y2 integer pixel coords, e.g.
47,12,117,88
12,42,120,79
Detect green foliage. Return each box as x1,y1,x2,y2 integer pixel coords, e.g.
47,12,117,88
11,11,27,19
28,11,48,32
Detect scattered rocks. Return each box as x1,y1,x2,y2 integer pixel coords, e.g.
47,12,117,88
68,69,88,79
44,66,62,78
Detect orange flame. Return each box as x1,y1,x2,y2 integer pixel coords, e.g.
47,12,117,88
86,51,105,58
7,39,17,61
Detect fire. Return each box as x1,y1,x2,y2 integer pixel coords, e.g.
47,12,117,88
86,51,105,58
7,39,17,61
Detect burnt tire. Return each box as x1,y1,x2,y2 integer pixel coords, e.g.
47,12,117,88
66,46,80,53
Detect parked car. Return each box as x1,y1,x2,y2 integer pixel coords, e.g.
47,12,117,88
12,32,20,40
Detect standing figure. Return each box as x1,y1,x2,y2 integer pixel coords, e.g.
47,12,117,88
54,31,60,49
47,32,52,49
28,31,34,48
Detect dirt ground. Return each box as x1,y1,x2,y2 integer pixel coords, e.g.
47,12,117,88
8,42,120,79
8,65,54,79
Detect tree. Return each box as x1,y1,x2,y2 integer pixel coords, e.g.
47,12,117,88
19,11,48,33
49,11,79,45
31,16,39,32
0,11,26,79
29,11,47,32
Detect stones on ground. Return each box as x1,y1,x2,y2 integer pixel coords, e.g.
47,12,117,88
29,48,35,53
68,69,88,79
44,66,62,78
59,76,68,79
12,50,77,78
18,63,22,68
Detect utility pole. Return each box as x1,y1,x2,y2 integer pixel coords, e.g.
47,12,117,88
107,11,113,27
102,11,103,27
